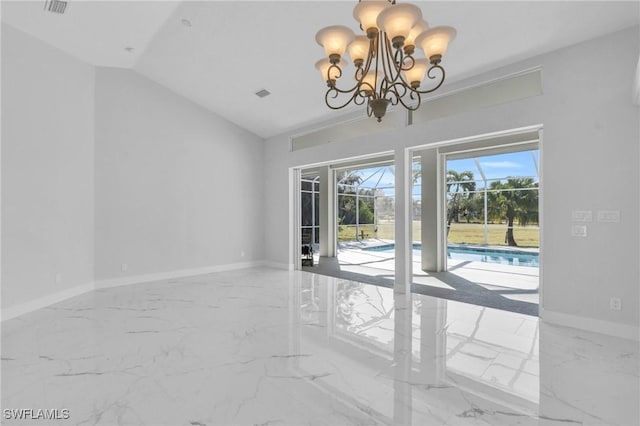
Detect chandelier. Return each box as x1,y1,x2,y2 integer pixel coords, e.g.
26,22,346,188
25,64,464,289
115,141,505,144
315,0,456,122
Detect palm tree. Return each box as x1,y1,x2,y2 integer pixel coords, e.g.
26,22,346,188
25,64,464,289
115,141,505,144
337,171,361,194
446,170,476,235
488,178,538,246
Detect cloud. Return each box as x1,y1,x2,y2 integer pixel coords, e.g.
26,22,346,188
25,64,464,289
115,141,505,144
480,161,522,169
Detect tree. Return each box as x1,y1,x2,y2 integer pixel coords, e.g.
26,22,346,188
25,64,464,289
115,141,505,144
357,196,375,224
446,170,476,235
412,162,422,184
337,171,362,194
459,192,482,223
336,172,375,241
336,171,360,226
488,178,538,246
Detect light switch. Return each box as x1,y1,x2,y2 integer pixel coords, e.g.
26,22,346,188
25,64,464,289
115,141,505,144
597,210,620,223
571,210,592,222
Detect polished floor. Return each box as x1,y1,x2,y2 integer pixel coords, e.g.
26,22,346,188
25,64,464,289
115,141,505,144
1,268,638,425
305,241,539,315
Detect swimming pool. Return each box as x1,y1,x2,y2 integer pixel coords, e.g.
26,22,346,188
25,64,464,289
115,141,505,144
363,244,539,267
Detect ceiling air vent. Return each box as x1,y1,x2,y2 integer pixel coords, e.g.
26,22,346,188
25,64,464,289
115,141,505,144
255,89,271,98
44,0,68,14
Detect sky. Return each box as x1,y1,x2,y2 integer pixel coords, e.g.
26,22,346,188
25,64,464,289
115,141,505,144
446,150,539,185
343,150,539,198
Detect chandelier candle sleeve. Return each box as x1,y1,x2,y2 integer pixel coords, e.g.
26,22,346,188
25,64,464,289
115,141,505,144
315,0,456,122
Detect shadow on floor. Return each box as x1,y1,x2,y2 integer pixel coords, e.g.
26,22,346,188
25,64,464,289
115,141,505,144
303,257,539,317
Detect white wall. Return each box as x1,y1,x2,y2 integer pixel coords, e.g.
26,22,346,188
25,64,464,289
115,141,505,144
2,24,266,315
263,27,640,331
1,25,95,309
94,68,265,281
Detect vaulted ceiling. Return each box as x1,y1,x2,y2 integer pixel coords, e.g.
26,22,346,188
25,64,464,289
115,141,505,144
3,1,639,138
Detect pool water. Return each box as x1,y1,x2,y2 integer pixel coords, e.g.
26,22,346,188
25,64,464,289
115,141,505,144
363,244,539,267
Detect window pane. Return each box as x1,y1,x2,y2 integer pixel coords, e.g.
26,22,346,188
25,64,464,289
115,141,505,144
301,228,313,245
314,193,320,226
338,194,356,225
301,192,313,226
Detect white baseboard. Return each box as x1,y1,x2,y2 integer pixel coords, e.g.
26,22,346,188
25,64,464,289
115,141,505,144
1,261,267,322
1,281,95,322
94,261,264,290
540,308,640,341
260,261,293,270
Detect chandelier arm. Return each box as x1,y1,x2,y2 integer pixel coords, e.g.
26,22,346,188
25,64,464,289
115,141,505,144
380,35,395,84
329,63,365,95
324,88,362,110
387,82,414,106
328,81,365,96
391,83,422,111
360,39,376,81
356,37,377,98
373,41,382,99
397,95,421,111
385,85,400,106
367,37,377,68
381,79,393,101
393,46,406,73
413,64,446,94
401,55,415,71
382,35,403,83
393,61,418,91
314,8,454,122
328,63,343,80
380,32,389,80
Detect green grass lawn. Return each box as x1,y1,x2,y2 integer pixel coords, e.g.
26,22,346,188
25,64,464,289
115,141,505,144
338,221,539,248
446,223,539,248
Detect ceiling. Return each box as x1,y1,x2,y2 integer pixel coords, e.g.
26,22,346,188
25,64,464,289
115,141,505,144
2,1,639,139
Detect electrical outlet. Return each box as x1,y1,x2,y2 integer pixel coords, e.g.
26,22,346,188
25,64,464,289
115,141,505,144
571,225,587,237
610,297,622,311
241,251,245,257
55,273,62,284
121,263,128,272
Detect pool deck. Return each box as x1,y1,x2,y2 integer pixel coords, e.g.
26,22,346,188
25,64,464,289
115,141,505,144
306,239,539,316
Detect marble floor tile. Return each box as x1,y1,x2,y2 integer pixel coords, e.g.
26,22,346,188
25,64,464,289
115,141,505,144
2,268,638,425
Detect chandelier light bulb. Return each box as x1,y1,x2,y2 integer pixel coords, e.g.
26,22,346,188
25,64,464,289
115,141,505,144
315,25,356,62
415,26,457,63
353,0,390,38
403,58,429,88
347,36,371,67
376,3,422,48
